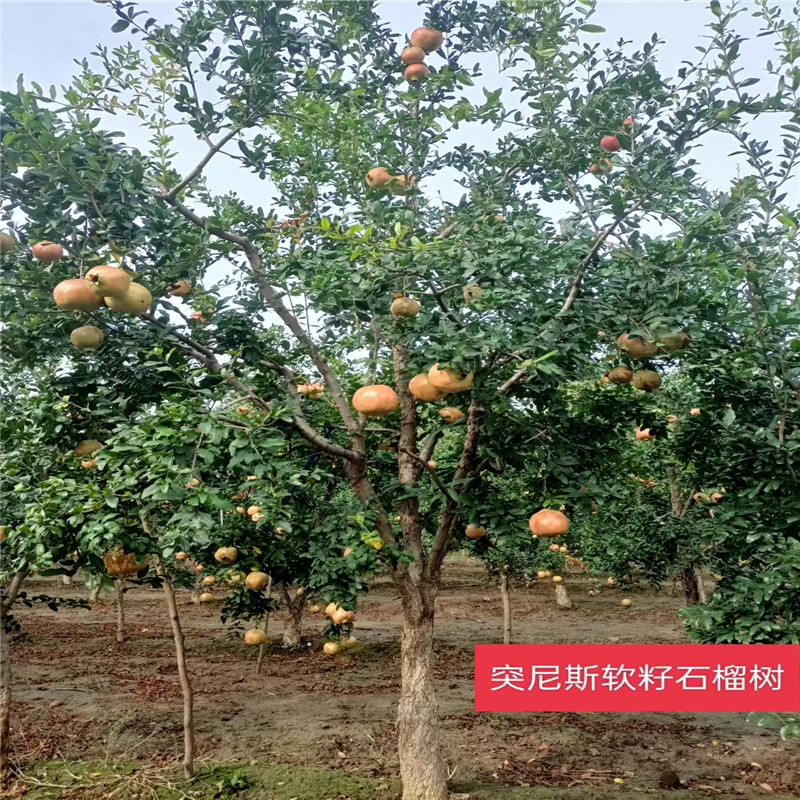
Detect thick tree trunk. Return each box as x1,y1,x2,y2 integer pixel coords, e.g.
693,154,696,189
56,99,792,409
115,579,126,643
256,575,272,675
555,582,573,609
1,572,26,774
397,608,449,800
156,562,195,778
281,586,304,648
500,570,511,644
680,566,700,606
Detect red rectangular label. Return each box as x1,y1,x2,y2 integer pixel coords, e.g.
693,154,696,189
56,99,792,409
474,644,800,712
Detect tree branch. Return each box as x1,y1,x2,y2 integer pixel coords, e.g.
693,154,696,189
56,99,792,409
158,194,364,449
163,128,242,200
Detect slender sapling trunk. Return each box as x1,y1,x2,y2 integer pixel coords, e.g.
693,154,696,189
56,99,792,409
155,558,195,778
499,569,511,644
115,579,126,643
256,575,272,674
0,572,26,774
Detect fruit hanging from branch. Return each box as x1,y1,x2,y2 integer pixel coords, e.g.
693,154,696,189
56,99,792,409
352,384,398,416
635,426,655,441
0,232,17,253
405,63,430,82
390,295,420,318
168,280,192,297
401,45,426,64
74,439,102,457
298,382,324,399
428,364,474,393
244,629,267,645
53,279,104,312
655,330,689,353
32,240,64,262
388,174,417,195
365,167,393,189
80,459,97,469
214,547,238,565
69,325,104,351
616,332,657,359
631,369,662,392
528,509,570,537
104,549,149,576
85,265,131,298
409,373,447,401
607,366,632,384
465,524,487,540
588,159,613,175
463,284,484,304
600,135,621,152
439,407,464,423
410,27,444,53
105,283,152,315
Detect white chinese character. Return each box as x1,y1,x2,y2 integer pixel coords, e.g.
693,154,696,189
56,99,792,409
565,664,598,691
601,664,637,691
676,666,709,690
713,665,746,691
528,665,561,691
750,665,783,691
490,665,525,691
639,665,673,691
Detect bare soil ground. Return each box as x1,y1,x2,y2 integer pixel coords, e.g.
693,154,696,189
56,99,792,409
4,556,799,799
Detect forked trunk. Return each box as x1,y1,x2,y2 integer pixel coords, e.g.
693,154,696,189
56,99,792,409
555,582,572,609
680,566,700,606
156,561,195,778
115,579,126,643
0,572,26,774
397,607,449,800
500,570,512,644
281,586,304,648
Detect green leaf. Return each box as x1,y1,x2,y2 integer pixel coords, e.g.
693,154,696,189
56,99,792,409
111,20,130,33
579,24,606,33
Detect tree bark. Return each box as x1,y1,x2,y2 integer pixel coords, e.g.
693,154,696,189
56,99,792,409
155,560,195,778
256,575,272,675
696,568,707,603
555,582,573,609
1,572,26,774
115,579,126,644
88,584,101,603
281,585,304,648
500,570,512,644
681,567,700,606
397,603,449,800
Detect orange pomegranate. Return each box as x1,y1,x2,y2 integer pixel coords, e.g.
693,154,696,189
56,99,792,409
528,509,569,538
352,384,398,417
428,363,473,393
409,373,447,401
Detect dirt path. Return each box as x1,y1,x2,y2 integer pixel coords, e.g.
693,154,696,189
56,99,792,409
6,557,798,797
